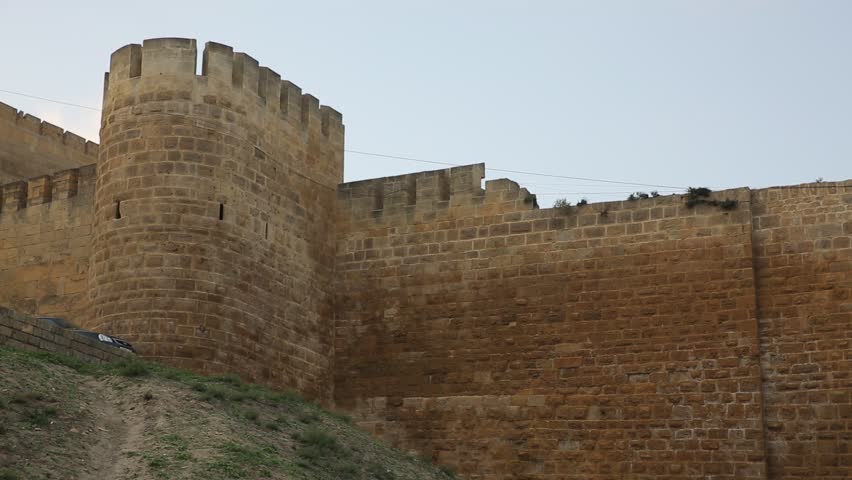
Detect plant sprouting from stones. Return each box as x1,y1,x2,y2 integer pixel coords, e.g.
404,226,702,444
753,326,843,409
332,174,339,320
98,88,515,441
553,198,572,214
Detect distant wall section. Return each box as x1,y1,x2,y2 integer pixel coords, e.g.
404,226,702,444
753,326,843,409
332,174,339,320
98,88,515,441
0,165,96,320
0,102,98,183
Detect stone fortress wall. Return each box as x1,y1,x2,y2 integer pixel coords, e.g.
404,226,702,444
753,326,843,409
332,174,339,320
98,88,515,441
0,37,849,479
335,164,850,479
0,102,98,320
0,102,98,184
89,38,343,401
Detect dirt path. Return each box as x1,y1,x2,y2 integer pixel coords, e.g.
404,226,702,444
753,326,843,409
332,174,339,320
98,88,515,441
78,378,146,480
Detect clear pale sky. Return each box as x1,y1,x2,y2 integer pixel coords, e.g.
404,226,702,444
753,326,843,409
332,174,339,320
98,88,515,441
0,1,849,204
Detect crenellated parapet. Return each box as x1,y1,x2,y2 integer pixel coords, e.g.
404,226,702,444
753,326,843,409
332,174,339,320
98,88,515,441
91,38,343,401
0,102,99,159
102,38,343,187
337,163,539,223
0,164,96,215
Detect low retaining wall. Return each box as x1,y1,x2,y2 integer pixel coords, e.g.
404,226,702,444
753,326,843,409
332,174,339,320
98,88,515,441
0,306,132,363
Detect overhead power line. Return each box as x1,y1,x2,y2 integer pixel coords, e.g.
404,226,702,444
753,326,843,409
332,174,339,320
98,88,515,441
0,87,845,192
0,87,686,190
0,89,101,112
345,149,687,190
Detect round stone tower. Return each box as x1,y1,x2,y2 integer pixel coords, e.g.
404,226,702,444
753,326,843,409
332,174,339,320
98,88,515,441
88,38,343,400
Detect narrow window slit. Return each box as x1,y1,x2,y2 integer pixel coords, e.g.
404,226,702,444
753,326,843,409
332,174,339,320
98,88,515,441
115,200,122,219
264,222,269,239
218,203,224,221
374,184,384,211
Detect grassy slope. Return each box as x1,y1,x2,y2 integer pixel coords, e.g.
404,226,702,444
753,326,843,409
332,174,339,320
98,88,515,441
0,347,455,480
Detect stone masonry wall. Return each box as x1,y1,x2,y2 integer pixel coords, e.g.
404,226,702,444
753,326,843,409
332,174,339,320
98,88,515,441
335,165,768,479
88,39,344,402
0,306,131,363
0,165,96,320
0,101,98,183
751,181,851,478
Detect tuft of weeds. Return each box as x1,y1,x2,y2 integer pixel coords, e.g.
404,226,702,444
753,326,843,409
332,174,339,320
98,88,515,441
684,186,738,210
719,199,739,210
210,372,242,385
328,410,353,424
650,191,660,197
25,407,58,427
576,198,588,206
295,426,360,476
205,442,282,479
439,464,458,478
298,410,321,424
111,359,151,378
242,408,260,422
200,384,231,402
297,427,339,453
553,198,572,214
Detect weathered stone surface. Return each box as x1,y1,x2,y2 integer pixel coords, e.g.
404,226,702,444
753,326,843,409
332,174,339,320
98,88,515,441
0,102,97,184
0,37,850,479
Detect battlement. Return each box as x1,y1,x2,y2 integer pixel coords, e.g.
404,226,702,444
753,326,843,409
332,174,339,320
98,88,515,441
103,38,343,136
0,101,99,158
0,164,96,215
338,163,539,222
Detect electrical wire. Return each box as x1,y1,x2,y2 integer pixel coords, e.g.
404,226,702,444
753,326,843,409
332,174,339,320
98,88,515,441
0,87,846,192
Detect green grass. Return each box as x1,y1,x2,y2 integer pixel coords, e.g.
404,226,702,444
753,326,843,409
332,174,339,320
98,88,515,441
0,470,21,480
297,410,320,424
0,345,459,480
25,406,58,427
294,426,363,477
205,442,283,479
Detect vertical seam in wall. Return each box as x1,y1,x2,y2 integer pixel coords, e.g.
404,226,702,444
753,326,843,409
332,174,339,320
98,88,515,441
747,189,771,479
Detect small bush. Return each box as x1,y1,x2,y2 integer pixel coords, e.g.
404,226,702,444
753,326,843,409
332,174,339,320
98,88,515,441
200,384,230,402
719,199,738,210
553,198,572,214
576,198,588,206
650,191,660,197
297,427,341,462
